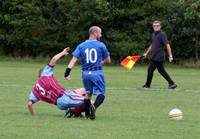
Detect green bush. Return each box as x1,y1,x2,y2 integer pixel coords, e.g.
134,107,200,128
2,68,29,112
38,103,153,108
0,0,199,62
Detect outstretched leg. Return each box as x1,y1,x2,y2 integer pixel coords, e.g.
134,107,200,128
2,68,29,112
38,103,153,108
157,62,174,85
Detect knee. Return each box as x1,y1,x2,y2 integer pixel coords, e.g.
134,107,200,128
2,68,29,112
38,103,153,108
148,68,155,74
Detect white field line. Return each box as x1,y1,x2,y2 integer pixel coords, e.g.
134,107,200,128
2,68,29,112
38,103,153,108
107,87,200,93
0,84,31,88
0,83,200,93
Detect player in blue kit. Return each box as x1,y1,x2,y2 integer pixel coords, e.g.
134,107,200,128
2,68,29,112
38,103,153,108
64,26,111,120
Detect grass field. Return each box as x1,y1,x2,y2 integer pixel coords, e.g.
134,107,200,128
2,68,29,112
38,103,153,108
0,60,200,139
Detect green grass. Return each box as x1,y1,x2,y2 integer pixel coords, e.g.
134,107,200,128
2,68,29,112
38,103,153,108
0,60,200,139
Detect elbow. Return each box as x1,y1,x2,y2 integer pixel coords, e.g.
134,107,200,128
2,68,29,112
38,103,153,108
106,58,111,64
104,56,111,64
51,57,57,63
48,58,57,66
107,59,111,64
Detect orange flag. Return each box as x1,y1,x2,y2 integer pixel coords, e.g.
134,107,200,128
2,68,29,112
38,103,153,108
120,55,141,70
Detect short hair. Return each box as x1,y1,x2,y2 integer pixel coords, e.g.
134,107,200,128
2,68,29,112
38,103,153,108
89,26,101,35
153,20,161,25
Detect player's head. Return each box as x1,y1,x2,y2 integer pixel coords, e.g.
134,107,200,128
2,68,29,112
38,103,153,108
38,68,43,78
152,20,161,32
73,88,86,96
89,26,102,40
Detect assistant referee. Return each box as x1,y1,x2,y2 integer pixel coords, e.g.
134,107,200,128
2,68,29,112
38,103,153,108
142,20,177,89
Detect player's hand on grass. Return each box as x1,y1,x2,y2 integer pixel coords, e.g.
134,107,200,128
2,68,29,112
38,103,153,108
28,100,35,116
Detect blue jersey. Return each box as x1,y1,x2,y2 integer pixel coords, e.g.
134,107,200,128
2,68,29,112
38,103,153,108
72,40,110,70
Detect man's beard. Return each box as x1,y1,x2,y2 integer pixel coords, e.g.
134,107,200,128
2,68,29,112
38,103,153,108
97,37,101,40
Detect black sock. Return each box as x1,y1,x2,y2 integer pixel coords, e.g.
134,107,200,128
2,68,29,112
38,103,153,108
94,94,105,109
84,99,91,117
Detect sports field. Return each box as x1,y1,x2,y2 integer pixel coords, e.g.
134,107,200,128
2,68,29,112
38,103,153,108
0,60,200,139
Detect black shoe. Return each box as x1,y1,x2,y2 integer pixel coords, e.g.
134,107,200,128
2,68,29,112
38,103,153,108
168,84,177,89
89,104,96,120
142,85,150,89
85,108,90,119
74,113,85,118
64,108,72,118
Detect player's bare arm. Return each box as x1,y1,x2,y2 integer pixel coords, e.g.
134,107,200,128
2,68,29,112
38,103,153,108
28,100,35,116
67,56,78,69
104,56,111,64
49,47,70,66
64,56,78,80
166,44,173,62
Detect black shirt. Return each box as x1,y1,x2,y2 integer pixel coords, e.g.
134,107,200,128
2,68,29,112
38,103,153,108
151,31,169,62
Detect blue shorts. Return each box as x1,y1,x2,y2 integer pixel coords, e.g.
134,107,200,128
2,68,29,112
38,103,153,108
56,91,84,110
82,70,106,96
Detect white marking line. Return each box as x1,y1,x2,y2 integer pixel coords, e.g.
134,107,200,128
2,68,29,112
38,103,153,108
0,84,31,88
107,87,200,93
0,84,200,93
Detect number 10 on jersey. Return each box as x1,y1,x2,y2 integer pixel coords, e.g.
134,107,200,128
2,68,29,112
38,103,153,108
85,48,98,63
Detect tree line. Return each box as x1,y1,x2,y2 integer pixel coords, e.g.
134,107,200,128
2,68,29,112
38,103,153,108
0,0,199,62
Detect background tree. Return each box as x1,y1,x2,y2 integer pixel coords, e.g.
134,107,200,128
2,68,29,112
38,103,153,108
0,0,199,62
